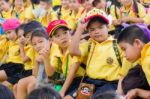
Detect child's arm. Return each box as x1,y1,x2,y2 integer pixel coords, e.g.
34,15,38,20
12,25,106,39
121,17,144,24
70,21,87,56
59,62,80,98
126,89,150,99
19,38,30,63
117,76,124,95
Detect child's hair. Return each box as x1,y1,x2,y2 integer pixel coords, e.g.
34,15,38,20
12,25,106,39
87,16,108,29
117,25,149,44
40,0,52,3
31,28,49,41
27,86,61,99
24,21,43,37
54,26,69,36
15,24,26,35
92,0,100,7
0,84,15,99
92,91,122,99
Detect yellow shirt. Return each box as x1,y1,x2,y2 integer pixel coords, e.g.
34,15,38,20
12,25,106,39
79,37,131,81
144,10,150,25
24,45,35,70
67,7,84,30
52,0,61,7
140,42,150,85
0,37,9,62
50,43,85,77
60,7,71,21
120,2,146,18
6,40,22,64
0,10,12,19
12,7,25,23
38,8,57,27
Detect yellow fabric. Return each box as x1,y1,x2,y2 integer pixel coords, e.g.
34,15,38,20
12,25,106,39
143,10,150,25
79,37,131,81
140,42,150,86
52,0,61,7
50,43,85,77
12,7,25,23
1,10,12,19
0,37,9,62
67,7,84,30
38,8,57,27
24,45,35,70
120,2,146,18
6,40,22,64
143,0,150,4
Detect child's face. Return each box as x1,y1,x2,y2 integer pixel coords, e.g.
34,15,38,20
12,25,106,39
95,0,106,10
52,28,70,49
32,36,50,53
6,30,17,41
17,29,24,39
0,1,10,11
61,0,69,7
69,0,80,10
40,1,51,10
88,21,108,43
119,40,143,63
25,33,32,44
83,0,93,9
15,0,24,8
121,0,132,7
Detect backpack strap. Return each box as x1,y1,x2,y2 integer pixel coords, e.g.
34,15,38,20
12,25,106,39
113,40,122,66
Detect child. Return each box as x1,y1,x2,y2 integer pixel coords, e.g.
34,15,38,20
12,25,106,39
0,0,12,19
70,8,131,98
117,24,150,97
47,20,85,99
12,0,26,22
38,0,57,27
0,18,23,87
27,86,61,99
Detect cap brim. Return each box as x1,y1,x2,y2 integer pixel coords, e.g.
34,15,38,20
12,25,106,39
50,24,69,37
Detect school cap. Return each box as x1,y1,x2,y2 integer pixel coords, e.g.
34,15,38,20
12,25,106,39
2,18,21,32
84,8,109,25
47,20,69,37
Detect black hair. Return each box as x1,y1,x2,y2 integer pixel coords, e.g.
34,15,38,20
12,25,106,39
117,25,149,44
92,0,101,7
40,0,52,3
24,21,43,37
27,86,61,99
31,28,49,41
133,0,139,17
0,84,15,99
92,91,119,99
87,16,108,29
15,23,26,35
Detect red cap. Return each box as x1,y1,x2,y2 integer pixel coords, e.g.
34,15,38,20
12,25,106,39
47,20,69,37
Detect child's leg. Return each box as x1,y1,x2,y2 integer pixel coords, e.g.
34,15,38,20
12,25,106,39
0,70,8,81
17,76,36,99
13,84,18,99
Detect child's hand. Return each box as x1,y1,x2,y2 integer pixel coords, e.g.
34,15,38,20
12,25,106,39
121,16,130,23
19,37,26,47
35,55,43,63
112,19,122,26
76,18,88,33
125,89,138,99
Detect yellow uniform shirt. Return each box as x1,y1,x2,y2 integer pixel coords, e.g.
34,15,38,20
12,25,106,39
140,42,150,85
67,7,84,30
24,45,35,70
79,37,131,81
60,7,71,22
12,7,25,23
0,37,9,62
38,8,57,27
0,10,12,19
52,0,61,7
120,2,146,18
144,10,150,25
6,40,22,64
50,43,85,77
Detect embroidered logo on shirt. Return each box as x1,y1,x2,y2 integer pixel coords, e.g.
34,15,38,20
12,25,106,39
106,57,114,65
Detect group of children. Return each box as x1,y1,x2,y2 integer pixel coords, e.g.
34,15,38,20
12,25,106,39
0,0,150,99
